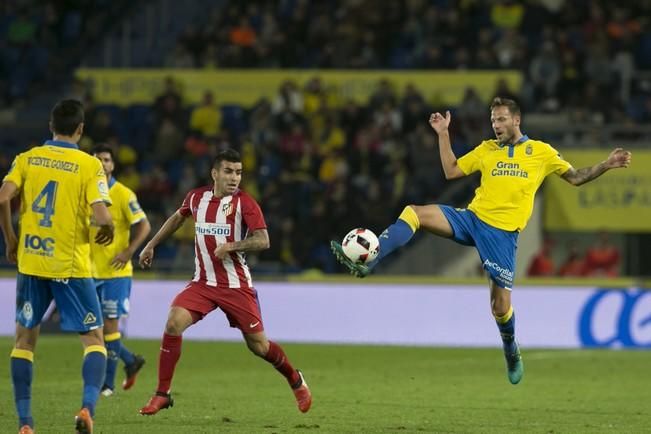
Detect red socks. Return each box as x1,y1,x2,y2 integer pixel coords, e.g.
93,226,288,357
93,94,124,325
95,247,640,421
156,335,300,393
156,333,182,394
264,341,300,386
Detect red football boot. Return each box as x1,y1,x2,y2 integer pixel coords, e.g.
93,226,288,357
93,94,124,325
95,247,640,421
139,392,174,415
292,370,312,413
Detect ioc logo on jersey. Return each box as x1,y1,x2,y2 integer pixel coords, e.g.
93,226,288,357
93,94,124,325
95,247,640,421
24,234,55,254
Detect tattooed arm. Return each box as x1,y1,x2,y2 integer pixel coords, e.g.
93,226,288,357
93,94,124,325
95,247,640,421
561,148,632,186
213,229,270,259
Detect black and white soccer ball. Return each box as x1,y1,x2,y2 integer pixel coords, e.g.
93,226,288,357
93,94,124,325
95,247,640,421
341,228,380,264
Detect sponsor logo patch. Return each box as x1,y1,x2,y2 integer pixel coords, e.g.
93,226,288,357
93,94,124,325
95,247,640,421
195,222,232,236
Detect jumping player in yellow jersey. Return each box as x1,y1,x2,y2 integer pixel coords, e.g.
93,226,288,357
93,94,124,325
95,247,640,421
331,97,632,385
90,145,151,397
0,100,115,434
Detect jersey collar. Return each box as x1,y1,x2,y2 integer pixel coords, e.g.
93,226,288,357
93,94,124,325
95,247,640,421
44,139,79,149
499,134,529,147
107,176,117,188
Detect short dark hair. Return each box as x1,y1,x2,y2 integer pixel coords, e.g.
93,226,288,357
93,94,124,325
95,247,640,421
212,149,242,169
490,97,521,117
50,99,85,136
91,144,115,160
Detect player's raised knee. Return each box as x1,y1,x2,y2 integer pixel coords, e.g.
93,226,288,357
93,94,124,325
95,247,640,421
399,205,421,232
248,342,269,358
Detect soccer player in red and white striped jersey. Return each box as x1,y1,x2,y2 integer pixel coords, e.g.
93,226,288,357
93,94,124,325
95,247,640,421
138,149,311,415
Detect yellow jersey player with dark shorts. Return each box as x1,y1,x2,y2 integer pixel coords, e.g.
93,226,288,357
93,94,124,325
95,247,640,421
0,100,114,434
90,145,150,397
331,97,632,386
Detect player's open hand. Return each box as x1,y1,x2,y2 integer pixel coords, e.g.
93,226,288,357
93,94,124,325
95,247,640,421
429,111,451,134
95,224,114,246
111,249,132,270
5,234,17,264
139,246,154,269
604,148,632,169
214,242,234,260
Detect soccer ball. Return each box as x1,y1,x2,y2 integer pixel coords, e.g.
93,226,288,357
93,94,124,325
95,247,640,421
341,228,380,264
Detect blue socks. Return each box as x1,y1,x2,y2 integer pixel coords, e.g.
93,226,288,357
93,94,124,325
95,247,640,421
104,332,136,389
11,349,34,429
495,307,516,351
82,346,107,416
119,343,136,366
12,345,107,427
104,339,121,390
368,219,416,269
367,206,419,269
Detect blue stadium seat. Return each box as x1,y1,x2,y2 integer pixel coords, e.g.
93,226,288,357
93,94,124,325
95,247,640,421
126,104,153,149
95,104,130,144
221,105,248,137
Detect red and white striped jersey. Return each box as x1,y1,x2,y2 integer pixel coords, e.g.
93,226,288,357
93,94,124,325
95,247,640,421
178,186,267,288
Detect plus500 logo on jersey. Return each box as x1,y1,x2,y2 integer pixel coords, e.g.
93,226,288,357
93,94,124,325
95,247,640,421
24,234,55,255
195,223,231,236
579,289,651,348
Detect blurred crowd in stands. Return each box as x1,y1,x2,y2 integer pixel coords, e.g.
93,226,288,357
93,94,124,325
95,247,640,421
71,75,485,272
168,0,651,118
0,0,126,105
2,0,650,274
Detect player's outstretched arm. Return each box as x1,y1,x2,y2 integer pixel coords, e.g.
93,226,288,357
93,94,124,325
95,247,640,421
139,211,186,269
429,111,465,180
0,181,18,263
561,148,632,186
213,228,270,260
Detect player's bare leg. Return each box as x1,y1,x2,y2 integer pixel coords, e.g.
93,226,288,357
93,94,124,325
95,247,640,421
491,280,523,384
331,204,453,277
245,331,312,413
140,307,194,415
410,205,454,237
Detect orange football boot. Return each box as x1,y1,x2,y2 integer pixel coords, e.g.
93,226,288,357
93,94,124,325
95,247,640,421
74,408,93,434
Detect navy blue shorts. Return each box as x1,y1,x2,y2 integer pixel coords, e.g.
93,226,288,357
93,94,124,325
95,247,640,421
439,206,519,289
16,273,103,332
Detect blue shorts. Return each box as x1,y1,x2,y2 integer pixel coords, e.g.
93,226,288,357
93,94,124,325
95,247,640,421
16,273,103,332
95,277,132,319
439,206,519,289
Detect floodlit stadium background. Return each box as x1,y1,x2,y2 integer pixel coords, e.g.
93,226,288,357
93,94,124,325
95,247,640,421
1,0,650,347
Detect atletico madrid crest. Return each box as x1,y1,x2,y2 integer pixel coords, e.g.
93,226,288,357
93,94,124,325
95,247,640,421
222,202,234,216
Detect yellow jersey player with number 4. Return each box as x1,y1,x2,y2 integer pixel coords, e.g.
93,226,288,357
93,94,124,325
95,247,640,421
0,100,114,434
331,97,632,387
90,145,150,397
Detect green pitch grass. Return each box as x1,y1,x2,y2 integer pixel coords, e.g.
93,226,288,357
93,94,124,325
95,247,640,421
0,337,648,433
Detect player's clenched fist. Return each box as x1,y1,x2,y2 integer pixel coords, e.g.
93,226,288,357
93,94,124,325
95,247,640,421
139,246,154,269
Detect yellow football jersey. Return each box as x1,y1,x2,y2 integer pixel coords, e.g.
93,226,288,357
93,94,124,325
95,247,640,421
457,136,572,231
90,178,146,278
3,140,111,278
